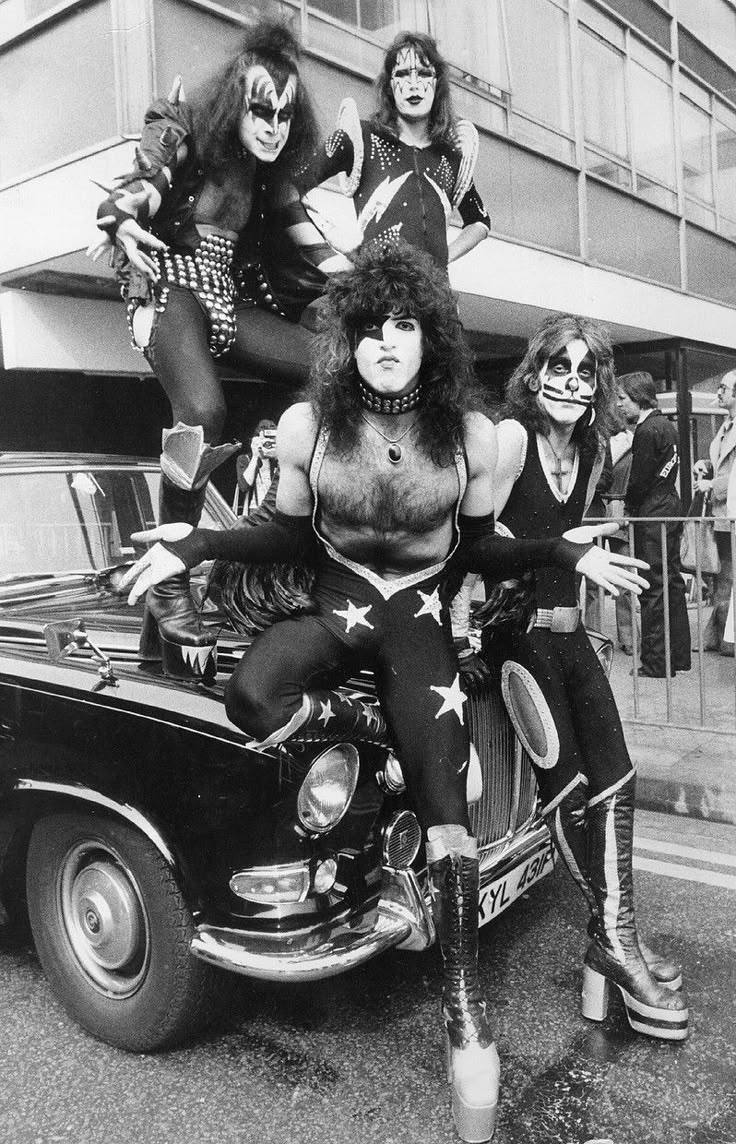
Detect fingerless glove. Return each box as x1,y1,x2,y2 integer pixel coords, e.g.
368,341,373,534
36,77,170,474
161,511,319,569
456,512,591,579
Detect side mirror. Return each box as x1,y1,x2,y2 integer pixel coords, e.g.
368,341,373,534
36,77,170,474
43,619,118,690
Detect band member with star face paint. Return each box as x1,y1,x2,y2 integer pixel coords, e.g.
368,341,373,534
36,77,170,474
295,31,490,269
89,20,333,681
119,243,649,1143
479,312,688,1047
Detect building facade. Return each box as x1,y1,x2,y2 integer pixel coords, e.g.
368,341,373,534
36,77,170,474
2,0,736,493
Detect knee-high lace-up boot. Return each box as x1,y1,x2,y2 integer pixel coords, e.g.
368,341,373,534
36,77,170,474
250,690,390,750
580,772,688,1040
139,423,238,681
543,777,682,990
427,825,500,1143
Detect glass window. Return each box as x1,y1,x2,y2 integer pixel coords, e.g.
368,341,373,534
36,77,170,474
680,96,714,204
431,0,509,91
676,0,736,74
581,27,628,160
504,0,572,134
629,57,676,190
308,0,429,40
715,103,736,233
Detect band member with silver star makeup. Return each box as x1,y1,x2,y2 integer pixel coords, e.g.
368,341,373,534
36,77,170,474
478,312,688,1049
295,31,490,269
119,243,649,1143
89,20,331,681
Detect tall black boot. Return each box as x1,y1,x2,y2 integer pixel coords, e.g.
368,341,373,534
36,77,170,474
543,778,682,990
581,772,688,1040
427,825,500,1143
251,689,390,749
139,478,217,682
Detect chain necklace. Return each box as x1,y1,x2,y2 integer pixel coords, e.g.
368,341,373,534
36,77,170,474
360,412,417,464
542,434,576,489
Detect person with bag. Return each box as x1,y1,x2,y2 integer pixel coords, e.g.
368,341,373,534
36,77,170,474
695,370,736,656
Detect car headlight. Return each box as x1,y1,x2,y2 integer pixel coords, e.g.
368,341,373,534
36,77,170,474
296,743,360,834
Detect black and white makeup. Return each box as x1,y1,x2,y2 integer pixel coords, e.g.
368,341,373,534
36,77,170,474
537,338,598,426
239,65,297,162
390,46,437,121
354,313,423,396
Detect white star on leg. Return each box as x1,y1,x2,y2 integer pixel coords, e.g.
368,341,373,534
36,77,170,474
333,600,375,632
430,673,468,725
318,699,335,727
414,587,443,625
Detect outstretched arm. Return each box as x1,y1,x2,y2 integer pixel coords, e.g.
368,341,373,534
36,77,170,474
120,405,320,604
457,414,649,595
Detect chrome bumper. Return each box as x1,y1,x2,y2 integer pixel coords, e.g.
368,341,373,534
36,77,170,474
190,867,433,982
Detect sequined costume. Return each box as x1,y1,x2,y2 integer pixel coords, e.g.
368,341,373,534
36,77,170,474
296,99,490,267
481,423,634,807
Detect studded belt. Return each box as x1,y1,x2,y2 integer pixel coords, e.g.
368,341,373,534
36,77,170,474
533,606,580,633
156,234,237,358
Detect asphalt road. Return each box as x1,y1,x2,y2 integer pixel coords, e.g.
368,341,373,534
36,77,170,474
1,809,734,1144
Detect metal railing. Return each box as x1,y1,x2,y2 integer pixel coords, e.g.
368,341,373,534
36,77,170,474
583,515,736,733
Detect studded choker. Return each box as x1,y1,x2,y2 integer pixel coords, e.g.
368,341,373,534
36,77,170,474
358,381,423,414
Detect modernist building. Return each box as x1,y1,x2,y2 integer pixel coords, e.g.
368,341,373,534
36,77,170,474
1,0,736,492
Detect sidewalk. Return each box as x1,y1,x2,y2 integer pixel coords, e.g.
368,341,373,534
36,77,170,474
602,601,736,826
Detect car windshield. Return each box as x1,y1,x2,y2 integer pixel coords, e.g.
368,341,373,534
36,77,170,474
0,466,222,580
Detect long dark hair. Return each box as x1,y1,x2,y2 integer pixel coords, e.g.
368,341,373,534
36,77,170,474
191,18,318,173
372,31,455,146
503,313,618,458
304,241,474,467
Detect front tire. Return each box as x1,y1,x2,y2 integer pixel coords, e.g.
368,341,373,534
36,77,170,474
26,812,221,1051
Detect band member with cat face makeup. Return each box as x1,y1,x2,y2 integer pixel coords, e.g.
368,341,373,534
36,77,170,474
119,245,649,1143
296,31,490,269
480,312,688,1047
89,20,332,680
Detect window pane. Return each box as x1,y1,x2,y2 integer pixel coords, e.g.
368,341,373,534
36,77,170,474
585,149,633,188
715,114,736,226
680,97,714,204
504,0,572,133
636,175,677,210
581,28,628,159
431,0,508,91
677,0,736,74
512,114,575,163
630,60,676,187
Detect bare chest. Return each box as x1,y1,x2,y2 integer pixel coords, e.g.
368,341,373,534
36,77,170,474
316,435,460,538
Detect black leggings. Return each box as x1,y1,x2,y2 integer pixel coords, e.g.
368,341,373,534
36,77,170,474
484,625,633,808
146,287,314,442
225,557,473,831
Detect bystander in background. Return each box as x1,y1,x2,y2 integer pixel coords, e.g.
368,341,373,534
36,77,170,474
694,370,736,657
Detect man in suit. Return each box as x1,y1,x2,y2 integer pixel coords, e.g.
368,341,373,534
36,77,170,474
695,369,736,656
618,372,691,677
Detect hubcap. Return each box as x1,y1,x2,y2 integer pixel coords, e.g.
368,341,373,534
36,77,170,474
59,842,150,996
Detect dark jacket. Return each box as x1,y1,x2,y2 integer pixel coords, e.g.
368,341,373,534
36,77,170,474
625,409,682,517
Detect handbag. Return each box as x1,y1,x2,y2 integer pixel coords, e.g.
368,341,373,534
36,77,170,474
680,491,721,574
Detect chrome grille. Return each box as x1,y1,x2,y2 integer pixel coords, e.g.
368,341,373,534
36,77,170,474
467,686,539,848
383,810,422,868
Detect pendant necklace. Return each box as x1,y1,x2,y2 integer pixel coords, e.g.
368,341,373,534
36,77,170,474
543,435,575,491
360,412,416,464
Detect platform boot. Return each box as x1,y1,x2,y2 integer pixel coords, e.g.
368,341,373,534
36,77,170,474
543,777,682,990
580,771,688,1040
139,423,238,682
427,825,500,1143
251,690,390,749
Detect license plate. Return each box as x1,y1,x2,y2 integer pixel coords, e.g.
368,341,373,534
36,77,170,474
478,842,555,928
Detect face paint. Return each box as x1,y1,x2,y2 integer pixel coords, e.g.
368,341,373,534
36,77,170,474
355,313,423,396
239,65,297,162
390,46,437,121
537,338,598,425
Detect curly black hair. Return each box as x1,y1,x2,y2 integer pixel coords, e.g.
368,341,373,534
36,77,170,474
303,240,475,467
191,18,319,174
372,31,456,146
502,312,618,459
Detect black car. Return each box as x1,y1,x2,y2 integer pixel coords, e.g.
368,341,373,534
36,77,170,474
0,452,554,1052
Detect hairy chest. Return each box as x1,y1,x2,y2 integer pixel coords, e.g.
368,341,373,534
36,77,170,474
317,439,460,537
